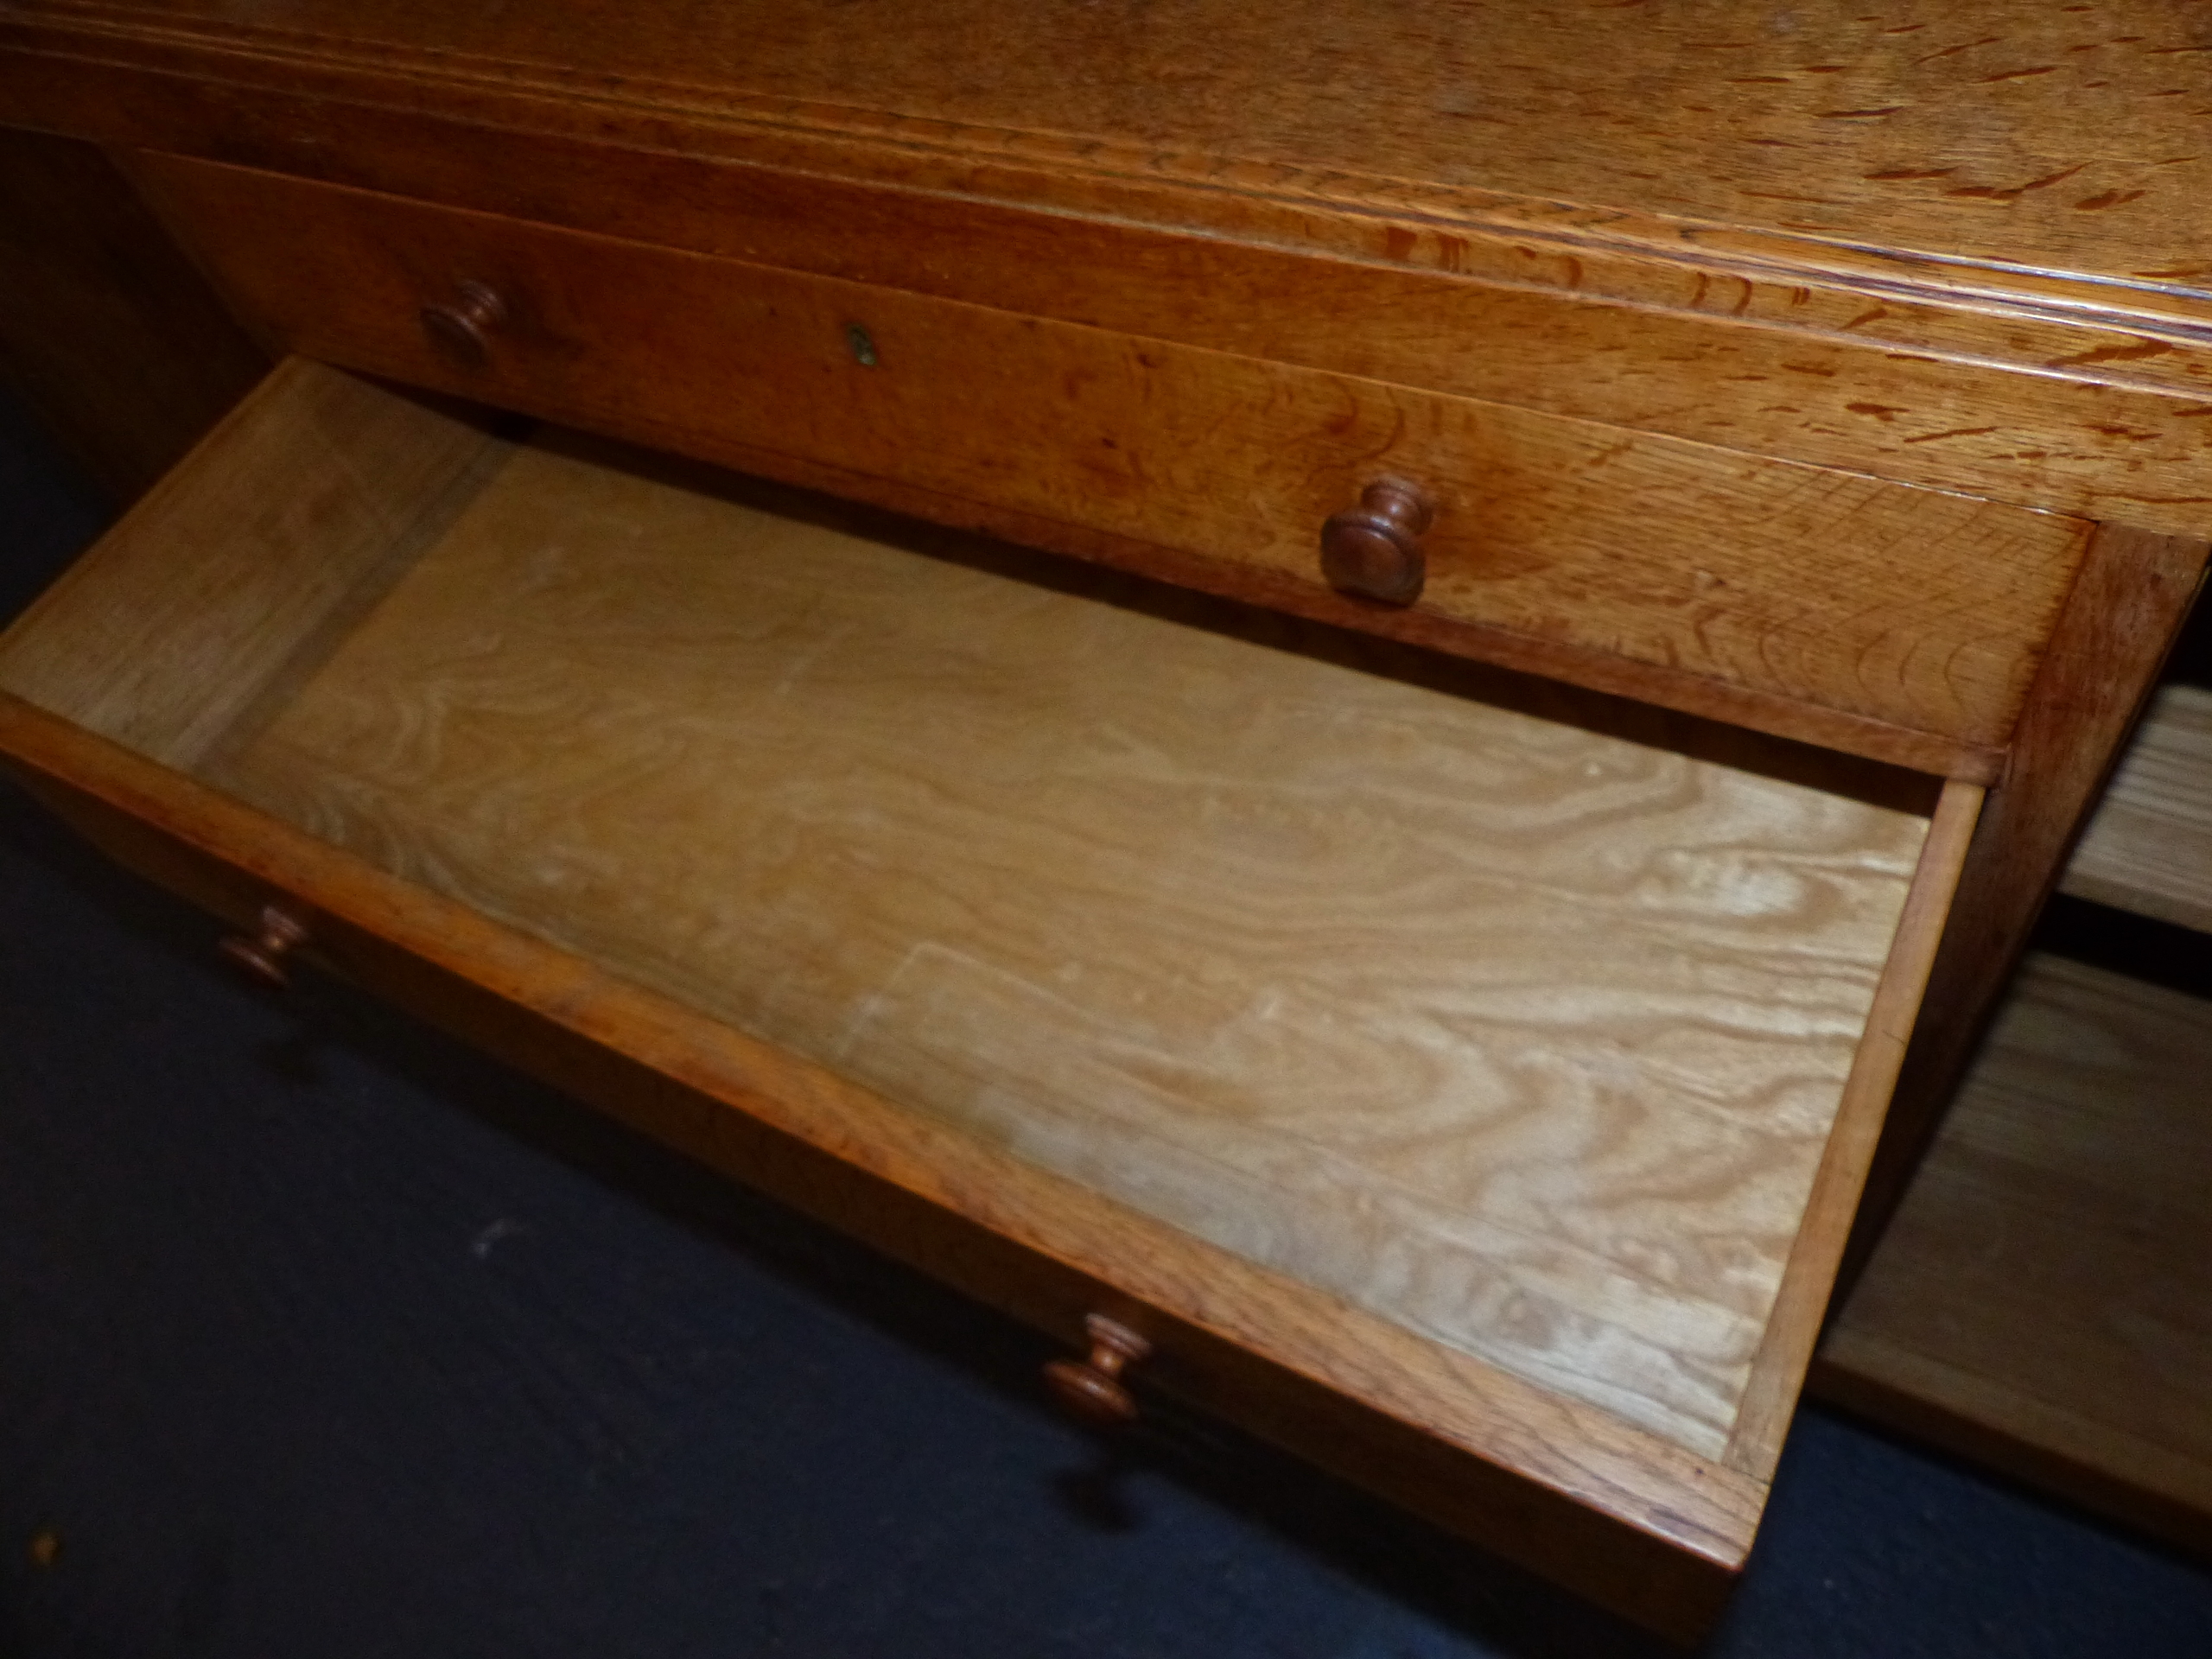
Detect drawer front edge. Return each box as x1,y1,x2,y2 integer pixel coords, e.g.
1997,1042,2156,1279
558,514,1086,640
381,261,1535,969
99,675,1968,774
0,694,1760,1640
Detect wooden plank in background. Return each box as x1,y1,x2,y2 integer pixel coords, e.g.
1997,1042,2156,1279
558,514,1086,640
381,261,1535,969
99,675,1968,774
1818,952,2212,1556
2063,684,2212,937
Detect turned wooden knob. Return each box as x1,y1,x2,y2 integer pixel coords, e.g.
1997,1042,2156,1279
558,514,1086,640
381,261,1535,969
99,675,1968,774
419,280,508,365
1320,478,1434,606
220,904,311,989
1043,1313,1151,1427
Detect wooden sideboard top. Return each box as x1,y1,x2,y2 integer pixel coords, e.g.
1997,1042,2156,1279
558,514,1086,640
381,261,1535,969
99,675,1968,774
11,1,2212,541
6,0,2209,309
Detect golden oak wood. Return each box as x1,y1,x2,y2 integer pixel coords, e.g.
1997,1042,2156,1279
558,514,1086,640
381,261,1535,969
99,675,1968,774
103,107,2212,548
0,363,1944,1463
1820,953,2212,1558
234,432,1941,1460
0,681,1778,1645
10,0,2212,298
13,1,2212,540
0,361,1979,1632
0,694,1759,1641
0,124,265,500
3,0,2209,1626
11,57,2201,539
126,156,2094,772
2062,684,2212,935
378,414,2010,783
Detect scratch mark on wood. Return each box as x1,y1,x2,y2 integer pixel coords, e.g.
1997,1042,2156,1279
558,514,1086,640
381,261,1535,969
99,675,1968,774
1902,426,2000,444
2047,339,2175,367
1945,164,2088,202
1915,36,2000,65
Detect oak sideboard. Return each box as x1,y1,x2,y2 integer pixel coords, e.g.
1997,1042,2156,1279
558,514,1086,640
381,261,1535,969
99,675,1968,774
3,3,2208,1637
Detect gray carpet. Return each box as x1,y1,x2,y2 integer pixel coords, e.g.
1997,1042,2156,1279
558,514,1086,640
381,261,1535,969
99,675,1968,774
3,388,2209,1657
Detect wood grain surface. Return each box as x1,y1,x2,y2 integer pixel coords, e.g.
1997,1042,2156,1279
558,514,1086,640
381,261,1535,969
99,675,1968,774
141,425,1935,1459
112,124,2212,545
18,0,2212,552
16,0,2212,300
1719,773,1979,1479
2063,683,2212,935
1,58,2191,543
0,692,1764,1637
134,159,2094,765
0,359,1978,1627
1821,951,2212,1554
0,360,505,767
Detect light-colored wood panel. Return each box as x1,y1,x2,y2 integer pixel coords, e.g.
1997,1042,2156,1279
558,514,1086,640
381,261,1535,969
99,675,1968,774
0,693,1760,1637
140,159,2093,758
1721,775,1980,1478
1821,953,2212,1549
2063,683,2212,935
0,359,505,767
197,428,1934,1459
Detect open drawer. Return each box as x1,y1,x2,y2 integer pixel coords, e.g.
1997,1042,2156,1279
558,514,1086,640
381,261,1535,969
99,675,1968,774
0,361,1980,1638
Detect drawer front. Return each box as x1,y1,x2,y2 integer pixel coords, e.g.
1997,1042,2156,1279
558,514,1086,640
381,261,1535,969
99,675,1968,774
0,702,1751,1644
134,154,2089,772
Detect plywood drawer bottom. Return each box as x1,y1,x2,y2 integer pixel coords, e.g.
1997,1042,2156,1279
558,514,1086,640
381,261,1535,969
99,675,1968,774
0,360,1981,1637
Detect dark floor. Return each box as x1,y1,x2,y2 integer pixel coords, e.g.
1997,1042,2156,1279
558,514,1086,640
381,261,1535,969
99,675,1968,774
3,388,2211,1658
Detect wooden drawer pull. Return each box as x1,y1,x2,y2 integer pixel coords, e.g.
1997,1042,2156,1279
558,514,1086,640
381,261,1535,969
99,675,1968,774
219,903,312,989
1043,1313,1151,1427
419,280,508,365
1320,478,1433,606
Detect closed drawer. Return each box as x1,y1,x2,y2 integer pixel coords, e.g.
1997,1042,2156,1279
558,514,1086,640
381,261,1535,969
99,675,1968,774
0,361,1980,1638
132,153,2089,778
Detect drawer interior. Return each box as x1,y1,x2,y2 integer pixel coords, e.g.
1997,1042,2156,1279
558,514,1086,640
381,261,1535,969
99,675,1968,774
0,361,1947,1471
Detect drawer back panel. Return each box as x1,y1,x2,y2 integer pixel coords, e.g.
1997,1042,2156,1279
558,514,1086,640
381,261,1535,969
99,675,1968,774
131,154,2092,769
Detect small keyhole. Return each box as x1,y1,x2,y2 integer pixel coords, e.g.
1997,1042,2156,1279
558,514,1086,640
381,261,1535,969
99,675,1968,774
843,322,879,367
